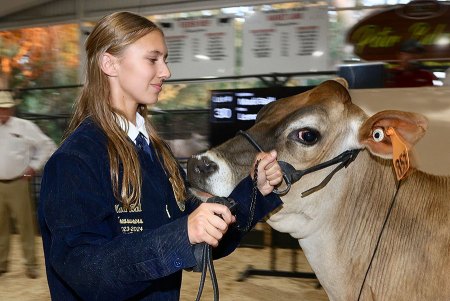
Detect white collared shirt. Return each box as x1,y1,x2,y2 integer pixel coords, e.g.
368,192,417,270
116,112,150,145
0,117,56,179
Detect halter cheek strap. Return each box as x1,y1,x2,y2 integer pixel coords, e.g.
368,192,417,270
236,130,361,197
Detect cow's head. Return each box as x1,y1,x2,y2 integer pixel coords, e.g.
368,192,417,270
187,78,427,237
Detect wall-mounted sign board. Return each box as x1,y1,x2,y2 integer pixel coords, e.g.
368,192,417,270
241,7,329,74
159,15,235,79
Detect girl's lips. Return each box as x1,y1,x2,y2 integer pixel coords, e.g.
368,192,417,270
152,84,162,92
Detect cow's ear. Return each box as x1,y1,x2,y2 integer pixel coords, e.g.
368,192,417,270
332,77,349,90
358,110,428,158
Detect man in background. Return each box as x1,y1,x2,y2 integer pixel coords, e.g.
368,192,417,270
444,67,450,86
385,39,436,88
0,91,56,278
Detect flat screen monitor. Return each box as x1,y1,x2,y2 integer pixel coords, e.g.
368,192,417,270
209,86,314,147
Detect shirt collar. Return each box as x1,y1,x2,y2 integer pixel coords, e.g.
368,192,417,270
116,112,150,144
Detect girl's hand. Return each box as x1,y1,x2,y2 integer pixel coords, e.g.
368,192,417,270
251,150,283,196
187,203,236,247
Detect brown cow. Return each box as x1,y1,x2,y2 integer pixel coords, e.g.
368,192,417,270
187,78,450,301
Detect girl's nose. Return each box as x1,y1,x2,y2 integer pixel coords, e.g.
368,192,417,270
160,63,171,80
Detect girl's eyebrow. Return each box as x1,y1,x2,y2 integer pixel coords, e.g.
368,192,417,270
147,50,168,59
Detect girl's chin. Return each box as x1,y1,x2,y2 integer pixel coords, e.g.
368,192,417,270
139,98,158,106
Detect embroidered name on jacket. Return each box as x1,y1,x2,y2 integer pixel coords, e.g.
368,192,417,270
115,204,144,234
114,204,142,213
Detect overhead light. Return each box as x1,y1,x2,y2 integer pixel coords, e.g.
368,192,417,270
434,72,445,79
195,54,210,60
436,36,449,46
312,51,324,57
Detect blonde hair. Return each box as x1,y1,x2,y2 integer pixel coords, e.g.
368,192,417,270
65,11,186,209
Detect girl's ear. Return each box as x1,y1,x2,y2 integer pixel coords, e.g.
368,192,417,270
100,52,118,77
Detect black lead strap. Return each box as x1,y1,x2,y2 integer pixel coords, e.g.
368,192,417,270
194,164,259,301
236,130,361,197
356,180,402,301
238,130,265,153
195,244,218,301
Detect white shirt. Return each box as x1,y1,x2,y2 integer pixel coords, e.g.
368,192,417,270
116,112,150,145
444,68,450,86
0,116,56,179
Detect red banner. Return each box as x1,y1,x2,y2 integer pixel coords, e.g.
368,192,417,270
346,0,450,61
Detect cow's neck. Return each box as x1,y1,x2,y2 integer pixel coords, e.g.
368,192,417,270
270,151,399,301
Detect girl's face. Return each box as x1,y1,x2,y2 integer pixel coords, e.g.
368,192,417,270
110,30,170,114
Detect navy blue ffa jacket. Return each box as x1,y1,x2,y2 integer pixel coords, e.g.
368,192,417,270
38,119,282,301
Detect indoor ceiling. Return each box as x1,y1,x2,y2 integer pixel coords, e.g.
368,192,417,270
0,0,54,18
0,0,294,30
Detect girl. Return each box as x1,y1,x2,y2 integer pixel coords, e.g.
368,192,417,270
39,11,282,300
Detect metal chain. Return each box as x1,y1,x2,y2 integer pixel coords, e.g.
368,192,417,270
238,159,260,233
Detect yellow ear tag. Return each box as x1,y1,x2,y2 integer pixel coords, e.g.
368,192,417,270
385,127,410,181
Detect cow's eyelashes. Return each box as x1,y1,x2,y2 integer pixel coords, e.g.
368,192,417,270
289,128,320,145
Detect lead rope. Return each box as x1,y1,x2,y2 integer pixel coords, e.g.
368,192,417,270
356,180,402,301
195,160,261,301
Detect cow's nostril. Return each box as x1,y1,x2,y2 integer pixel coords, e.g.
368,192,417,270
200,157,217,173
188,156,218,176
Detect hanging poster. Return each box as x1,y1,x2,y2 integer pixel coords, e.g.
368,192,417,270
159,15,235,80
241,7,329,75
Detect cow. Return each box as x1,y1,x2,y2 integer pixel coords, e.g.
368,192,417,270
187,78,450,301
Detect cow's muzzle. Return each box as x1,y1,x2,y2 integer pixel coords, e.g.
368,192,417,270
187,155,218,176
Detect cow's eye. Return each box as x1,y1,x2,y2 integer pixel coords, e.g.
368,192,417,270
289,128,320,145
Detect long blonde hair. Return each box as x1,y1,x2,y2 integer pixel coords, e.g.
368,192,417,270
65,11,186,209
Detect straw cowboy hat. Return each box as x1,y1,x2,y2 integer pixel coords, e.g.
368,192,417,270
0,91,17,108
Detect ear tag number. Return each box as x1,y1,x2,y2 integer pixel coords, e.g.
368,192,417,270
386,127,410,181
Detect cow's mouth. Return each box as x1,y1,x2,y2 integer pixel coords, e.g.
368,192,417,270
188,187,213,202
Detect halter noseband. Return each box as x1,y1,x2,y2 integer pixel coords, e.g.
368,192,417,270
237,130,361,197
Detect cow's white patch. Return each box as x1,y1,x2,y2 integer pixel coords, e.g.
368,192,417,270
201,151,236,196
345,117,364,150
284,115,324,134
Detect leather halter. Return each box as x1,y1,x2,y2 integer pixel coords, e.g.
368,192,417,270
237,130,361,196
